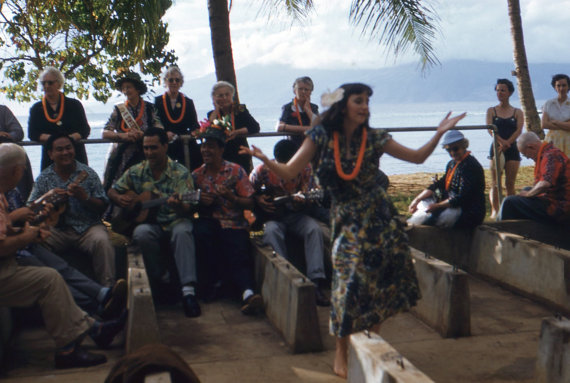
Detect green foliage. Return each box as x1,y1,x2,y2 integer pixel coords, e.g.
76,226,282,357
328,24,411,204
0,0,177,102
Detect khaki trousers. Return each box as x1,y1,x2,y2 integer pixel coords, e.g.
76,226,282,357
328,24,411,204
0,258,94,348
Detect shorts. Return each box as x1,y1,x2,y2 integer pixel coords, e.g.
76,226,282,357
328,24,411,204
488,142,521,162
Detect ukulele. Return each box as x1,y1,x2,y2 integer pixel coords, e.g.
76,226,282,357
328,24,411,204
110,189,201,235
28,170,89,227
252,188,324,229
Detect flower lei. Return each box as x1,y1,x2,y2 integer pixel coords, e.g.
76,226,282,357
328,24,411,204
162,92,186,124
445,151,471,191
42,92,64,125
214,109,235,133
120,99,145,132
292,98,304,126
333,129,367,181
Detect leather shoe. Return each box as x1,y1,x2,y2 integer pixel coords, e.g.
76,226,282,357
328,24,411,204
182,294,201,318
90,312,127,349
101,279,127,320
54,345,107,369
315,286,330,307
241,294,263,316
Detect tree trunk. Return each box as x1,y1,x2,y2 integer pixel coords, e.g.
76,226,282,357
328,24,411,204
507,0,543,138
207,0,239,102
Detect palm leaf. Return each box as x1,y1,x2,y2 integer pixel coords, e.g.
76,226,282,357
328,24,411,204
350,0,440,70
258,0,315,23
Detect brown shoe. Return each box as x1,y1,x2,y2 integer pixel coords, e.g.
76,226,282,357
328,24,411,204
241,294,263,315
101,279,127,320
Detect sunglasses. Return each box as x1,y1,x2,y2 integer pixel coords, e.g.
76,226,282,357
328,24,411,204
41,80,56,86
168,78,181,83
445,145,461,153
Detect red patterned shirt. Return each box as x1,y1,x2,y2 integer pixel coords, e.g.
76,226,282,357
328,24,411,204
192,161,254,229
535,142,570,221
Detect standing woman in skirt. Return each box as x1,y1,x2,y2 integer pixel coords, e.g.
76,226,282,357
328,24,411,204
240,83,465,378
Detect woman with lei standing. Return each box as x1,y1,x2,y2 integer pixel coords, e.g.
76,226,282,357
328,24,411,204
542,73,570,156
154,66,202,170
206,81,260,174
486,78,523,219
102,72,163,191
241,83,465,378
28,66,91,170
277,76,319,149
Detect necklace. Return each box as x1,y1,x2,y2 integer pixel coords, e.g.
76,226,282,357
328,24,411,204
215,107,235,131
293,98,303,126
162,92,186,124
120,99,145,132
445,151,470,191
42,93,64,125
333,128,367,181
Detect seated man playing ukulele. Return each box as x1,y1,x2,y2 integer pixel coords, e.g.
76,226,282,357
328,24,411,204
108,128,201,318
28,133,116,287
250,139,329,306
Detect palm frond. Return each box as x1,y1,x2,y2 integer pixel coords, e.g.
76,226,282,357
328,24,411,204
257,0,314,24
349,0,440,70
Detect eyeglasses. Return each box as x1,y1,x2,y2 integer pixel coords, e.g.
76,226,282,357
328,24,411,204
296,87,312,92
41,80,56,86
168,78,181,83
445,145,461,153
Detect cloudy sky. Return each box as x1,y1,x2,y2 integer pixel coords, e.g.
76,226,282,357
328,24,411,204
166,0,570,80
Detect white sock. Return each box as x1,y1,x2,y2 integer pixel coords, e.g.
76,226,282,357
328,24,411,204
182,285,196,297
242,289,254,301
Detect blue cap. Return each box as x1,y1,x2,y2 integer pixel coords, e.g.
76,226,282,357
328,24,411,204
441,130,464,146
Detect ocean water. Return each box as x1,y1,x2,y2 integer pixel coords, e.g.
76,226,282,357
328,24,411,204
17,100,537,182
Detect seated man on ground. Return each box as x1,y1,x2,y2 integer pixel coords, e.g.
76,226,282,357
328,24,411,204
28,133,116,287
408,130,486,228
192,127,263,315
0,143,124,369
7,187,126,319
499,131,570,224
108,128,201,318
250,139,329,306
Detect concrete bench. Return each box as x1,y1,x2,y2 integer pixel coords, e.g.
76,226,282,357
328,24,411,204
407,224,570,316
410,248,471,338
349,332,435,382
251,238,323,353
535,316,570,383
125,245,161,353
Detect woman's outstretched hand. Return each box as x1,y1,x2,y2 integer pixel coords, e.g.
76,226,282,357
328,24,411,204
239,145,268,163
436,112,467,135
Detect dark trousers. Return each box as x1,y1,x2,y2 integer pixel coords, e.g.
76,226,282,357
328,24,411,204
499,195,554,224
193,218,254,296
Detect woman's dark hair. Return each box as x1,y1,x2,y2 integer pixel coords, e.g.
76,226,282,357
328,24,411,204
317,83,373,133
551,74,570,88
495,78,514,93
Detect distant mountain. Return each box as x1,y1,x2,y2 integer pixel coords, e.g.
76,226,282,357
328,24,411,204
185,60,570,110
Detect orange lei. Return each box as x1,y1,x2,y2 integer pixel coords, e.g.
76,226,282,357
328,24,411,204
42,93,64,124
120,99,145,132
445,151,471,191
162,92,186,124
333,129,367,181
293,98,303,126
534,142,548,180
215,108,235,131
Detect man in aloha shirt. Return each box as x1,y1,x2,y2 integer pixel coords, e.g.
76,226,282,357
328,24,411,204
108,128,200,318
500,131,570,223
192,126,263,315
28,133,116,287
250,139,329,306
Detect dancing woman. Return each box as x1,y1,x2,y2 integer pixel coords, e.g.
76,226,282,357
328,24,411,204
240,83,465,378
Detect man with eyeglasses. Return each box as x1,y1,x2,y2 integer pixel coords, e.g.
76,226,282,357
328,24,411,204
408,130,486,228
499,131,570,223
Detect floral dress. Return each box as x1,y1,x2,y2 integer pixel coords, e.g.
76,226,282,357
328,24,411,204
306,124,420,337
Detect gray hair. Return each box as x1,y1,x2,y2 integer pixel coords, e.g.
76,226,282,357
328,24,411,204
39,66,64,90
293,76,314,91
211,81,235,98
517,131,541,150
0,143,26,169
163,66,184,87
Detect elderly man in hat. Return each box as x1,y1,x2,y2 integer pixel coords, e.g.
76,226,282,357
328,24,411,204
499,131,570,223
408,130,486,228
108,127,200,317
192,126,263,315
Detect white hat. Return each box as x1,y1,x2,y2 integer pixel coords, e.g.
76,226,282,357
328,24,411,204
442,130,464,146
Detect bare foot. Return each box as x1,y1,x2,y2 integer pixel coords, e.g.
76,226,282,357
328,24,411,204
334,337,348,379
